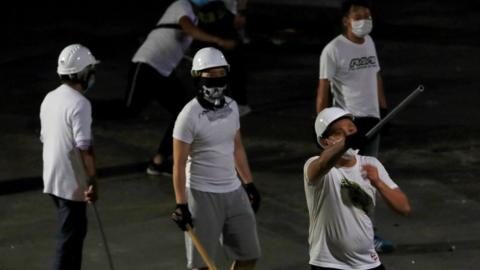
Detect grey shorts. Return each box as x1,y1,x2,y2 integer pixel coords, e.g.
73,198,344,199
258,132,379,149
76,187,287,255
186,187,261,269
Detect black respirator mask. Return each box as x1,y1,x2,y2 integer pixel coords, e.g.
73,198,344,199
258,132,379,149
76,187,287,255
81,70,96,94
195,76,228,109
64,66,96,94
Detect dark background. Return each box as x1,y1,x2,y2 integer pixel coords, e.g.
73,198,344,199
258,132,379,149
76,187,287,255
1,1,480,269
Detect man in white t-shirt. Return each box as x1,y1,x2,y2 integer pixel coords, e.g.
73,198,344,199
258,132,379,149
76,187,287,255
304,107,410,270
316,0,394,253
316,0,388,158
171,47,261,270
40,44,99,270
125,0,238,176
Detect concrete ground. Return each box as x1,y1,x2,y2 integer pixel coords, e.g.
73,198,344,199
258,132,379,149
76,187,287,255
2,1,480,269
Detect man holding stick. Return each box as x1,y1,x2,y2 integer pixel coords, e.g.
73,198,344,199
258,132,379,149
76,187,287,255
315,0,394,251
40,44,99,270
171,47,261,270
304,107,410,270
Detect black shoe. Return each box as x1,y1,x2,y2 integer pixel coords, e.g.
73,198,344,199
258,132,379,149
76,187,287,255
146,160,172,176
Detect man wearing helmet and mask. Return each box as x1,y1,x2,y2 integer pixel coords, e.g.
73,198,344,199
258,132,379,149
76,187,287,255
191,0,252,116
304,107,410,270
40,44,99,270
315,0,394,253
171,47,261,270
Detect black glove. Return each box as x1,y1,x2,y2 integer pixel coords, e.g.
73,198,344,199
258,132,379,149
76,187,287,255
345,132,368,150
380,108,391,135
243,183,261,213
171,204,193,231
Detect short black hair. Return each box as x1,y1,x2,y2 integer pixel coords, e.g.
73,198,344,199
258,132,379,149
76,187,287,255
341,0,372,17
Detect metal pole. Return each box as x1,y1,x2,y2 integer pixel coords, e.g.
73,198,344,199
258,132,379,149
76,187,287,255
92,204,115,270
366,84,425,139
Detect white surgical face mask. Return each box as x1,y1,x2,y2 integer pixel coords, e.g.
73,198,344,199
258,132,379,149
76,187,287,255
342,148,359,160
351,19,373,38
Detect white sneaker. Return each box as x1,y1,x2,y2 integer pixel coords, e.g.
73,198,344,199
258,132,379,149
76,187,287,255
238,105,252,117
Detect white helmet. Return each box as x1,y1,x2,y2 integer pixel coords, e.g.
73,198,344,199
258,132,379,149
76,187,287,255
314,107,353,144
191,47,229,76
57,44,99,75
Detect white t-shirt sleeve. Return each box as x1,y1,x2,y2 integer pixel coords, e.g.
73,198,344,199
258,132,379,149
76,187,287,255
304,156,327,186
169,0,196,24
71,99,92,146
222,0,238,14
39,111,44,143
319,44,336,80
369,157,398,189
173,108,195,144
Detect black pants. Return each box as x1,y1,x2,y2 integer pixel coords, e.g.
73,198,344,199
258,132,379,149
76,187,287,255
51,195,87,270
124,62,190,158
353,116,380,157
311,264,386,270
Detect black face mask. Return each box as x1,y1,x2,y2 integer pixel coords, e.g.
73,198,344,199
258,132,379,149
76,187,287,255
195,76,228,109
81,70,96,94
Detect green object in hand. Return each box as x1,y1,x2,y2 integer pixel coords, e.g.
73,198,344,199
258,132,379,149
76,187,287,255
341,179,374,214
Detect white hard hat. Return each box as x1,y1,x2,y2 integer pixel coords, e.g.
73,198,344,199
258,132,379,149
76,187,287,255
191,47,229,76
314,107,353,144
57,44,99,75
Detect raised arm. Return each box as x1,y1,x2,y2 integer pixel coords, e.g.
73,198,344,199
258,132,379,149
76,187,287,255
307,130,367,182
307,136,346,182
179,16,236,50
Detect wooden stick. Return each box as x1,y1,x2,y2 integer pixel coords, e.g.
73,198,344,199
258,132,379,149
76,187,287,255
185,224,218,270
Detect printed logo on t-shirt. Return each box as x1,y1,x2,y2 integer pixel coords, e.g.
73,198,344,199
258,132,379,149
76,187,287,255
371,253,379,261
349,56,377,71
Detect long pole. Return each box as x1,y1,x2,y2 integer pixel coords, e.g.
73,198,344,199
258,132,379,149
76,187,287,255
366,84,425,139
92,204,115,270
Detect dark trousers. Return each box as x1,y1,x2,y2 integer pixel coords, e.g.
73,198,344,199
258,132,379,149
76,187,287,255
124,62,190,158
311,264,386,270
51,195,87,270
353,116,381,157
